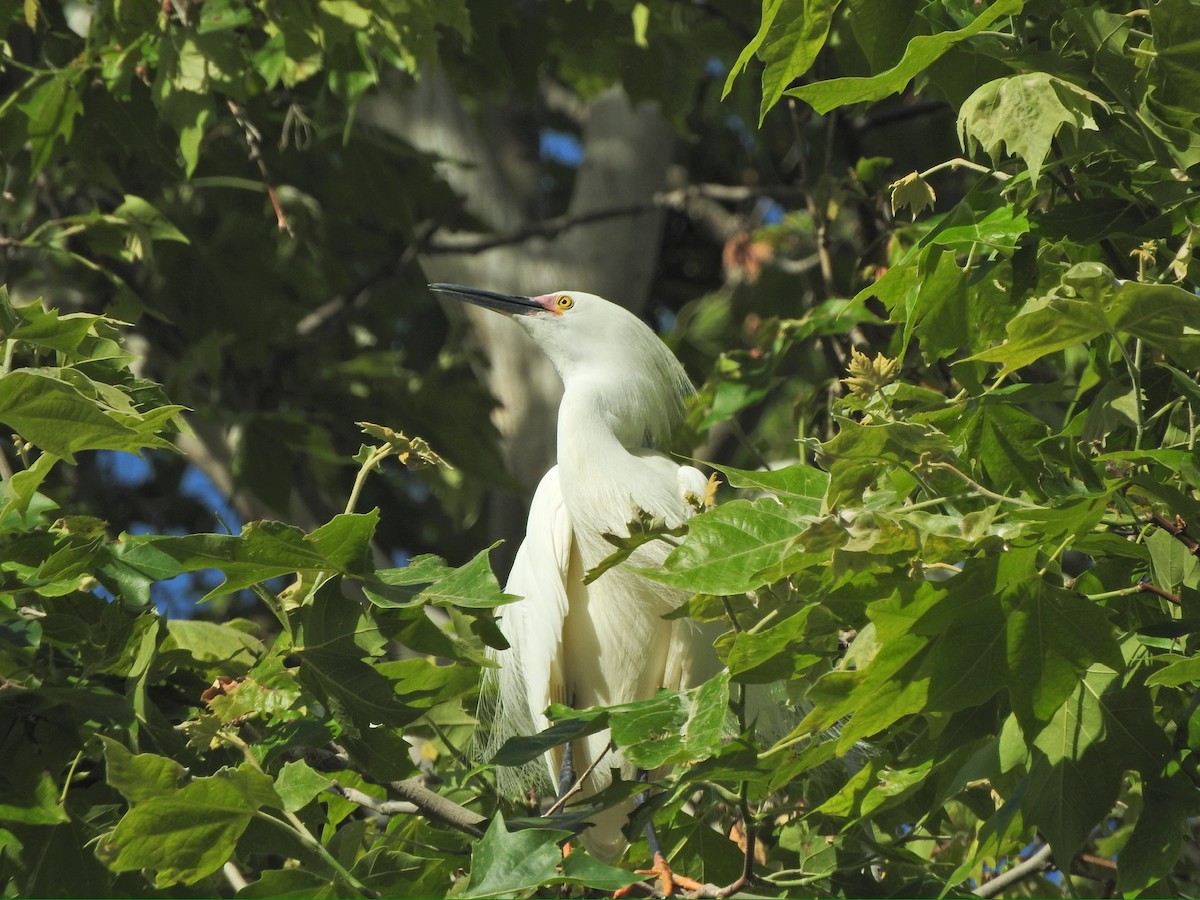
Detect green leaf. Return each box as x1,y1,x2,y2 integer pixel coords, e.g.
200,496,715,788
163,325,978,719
711,461,828,509
966,299,1110,377
375,657,478,718
559,851,641,891
0,451,58,529
942,398,1051,495
0,770,69,825
785,0,1024,113
683,671,731,760
609,691,688,770
100,765,282,886
721,0,783,100
754,0,844,122
3,301,105,356
415,545,514,609
890,171,936,219
491,707,609,767
162,618,264,674
273,760,331,813
0,369,143,462
720,607,818,682
816,419,953,507
1104,281,1200,367
236,868,339,899
1005,585,1122,731
1146,656,1200,687
927,205,1030,254
1152,0,1200,114
1022,665,1170,862
364,545,514,609
1146,528,1200,594
958,73,1107,185
904,247,968,358
461,812,570,898
652,497,812,594
117,512,379,600
101,737,188,802
19,73,84,174
1117,772,1192,895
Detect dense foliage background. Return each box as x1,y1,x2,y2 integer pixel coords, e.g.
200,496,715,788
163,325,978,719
2,0,1200,896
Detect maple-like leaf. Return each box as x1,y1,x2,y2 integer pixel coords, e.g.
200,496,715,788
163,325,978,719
958,73,1108,185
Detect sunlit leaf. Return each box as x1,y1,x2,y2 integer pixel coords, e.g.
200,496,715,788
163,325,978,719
786,0,1024,113
959,73,1107,184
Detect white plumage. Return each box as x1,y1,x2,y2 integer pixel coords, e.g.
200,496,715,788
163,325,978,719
432,285,721,860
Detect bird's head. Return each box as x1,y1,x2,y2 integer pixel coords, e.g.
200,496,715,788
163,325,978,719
430,283,692,446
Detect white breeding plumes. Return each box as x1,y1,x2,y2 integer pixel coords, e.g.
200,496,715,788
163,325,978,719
431,284,722,860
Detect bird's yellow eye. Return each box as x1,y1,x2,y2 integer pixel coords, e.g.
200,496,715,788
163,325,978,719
555,295,574,311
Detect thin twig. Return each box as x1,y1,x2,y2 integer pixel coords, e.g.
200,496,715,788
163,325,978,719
786,97,835,294
226,99,293,236
329,782,420,818
424,184,807,256
920,460,1040,509
294,217,443,337
545,744,612,816
1138,580,1183,606
1147,512,1200,556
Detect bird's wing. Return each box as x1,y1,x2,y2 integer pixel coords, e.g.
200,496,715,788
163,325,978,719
500,466,575,738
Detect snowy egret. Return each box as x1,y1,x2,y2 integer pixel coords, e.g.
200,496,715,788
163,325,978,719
431,283,722,867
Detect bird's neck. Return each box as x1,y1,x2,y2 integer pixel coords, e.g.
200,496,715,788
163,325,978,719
556,378,637,466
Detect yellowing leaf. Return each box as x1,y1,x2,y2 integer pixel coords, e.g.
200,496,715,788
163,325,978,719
889,171,936,219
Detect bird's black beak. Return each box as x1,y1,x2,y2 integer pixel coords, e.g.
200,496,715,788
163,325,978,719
429,283,542,316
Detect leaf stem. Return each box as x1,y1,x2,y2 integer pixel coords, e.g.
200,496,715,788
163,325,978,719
920,461,1040,508
58,750,85,805
902,492,972,513
1084,582,1182,606
251,583,293,639
1037,534,1073,578
226,730,378,897
346,445,392,516
918,157,1012,182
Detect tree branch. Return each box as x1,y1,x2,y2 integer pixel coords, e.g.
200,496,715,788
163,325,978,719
294,217,442,338
972,842,1055,898
423,184,807,256
295,745,488,839
1147,512,1200,556
388,776,488,839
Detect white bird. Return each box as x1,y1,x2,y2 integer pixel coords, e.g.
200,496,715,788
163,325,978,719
431,283,721,864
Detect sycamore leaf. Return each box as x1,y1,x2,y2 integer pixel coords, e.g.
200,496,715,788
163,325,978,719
959,73,1108,185
99,765,283,886
357,422,449,470
650,497,813,594
889,171,936,219
461,813,571,898
1023,664,1170,862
